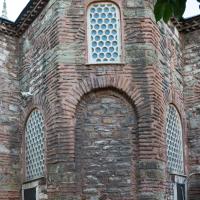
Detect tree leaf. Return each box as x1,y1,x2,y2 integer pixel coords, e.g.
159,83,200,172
163,3,173,22
174,0,187,17
154,0,166,22
179,0,187,16
154,0,188,22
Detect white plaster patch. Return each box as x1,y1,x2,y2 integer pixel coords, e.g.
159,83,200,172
0,144,10,154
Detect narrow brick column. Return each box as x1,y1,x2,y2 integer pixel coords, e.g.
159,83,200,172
0,34,21,199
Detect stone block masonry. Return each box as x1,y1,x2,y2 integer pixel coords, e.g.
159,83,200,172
75,90,137,200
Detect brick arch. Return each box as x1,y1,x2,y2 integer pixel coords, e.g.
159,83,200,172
20,94,52,182
163,85,189,177
61,75,143,198
21,94,52,128
164,85,187,141
165,85,185,117
60,75,146,169
66,75,144,119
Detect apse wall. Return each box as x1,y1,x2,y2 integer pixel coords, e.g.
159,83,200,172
0,0,193,199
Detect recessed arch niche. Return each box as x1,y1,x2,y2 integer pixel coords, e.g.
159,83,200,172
75,88,138,200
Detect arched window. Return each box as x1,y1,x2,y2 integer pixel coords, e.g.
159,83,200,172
25,109,45,180
87,2,121,63
166,105,184,174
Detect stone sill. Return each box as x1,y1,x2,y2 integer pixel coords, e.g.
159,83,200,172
23,176,46,185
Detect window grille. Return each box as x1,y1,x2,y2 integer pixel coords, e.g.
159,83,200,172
166,105,184,174
87,2,121,63
25,109,45,180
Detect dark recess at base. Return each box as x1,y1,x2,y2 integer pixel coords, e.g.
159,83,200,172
24,187,36,200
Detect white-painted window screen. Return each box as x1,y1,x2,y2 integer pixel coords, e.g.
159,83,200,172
166,105,184,174
25,109,45,180
87,2,121,63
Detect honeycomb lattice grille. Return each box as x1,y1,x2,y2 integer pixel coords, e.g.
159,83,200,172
166,105,184,174
25,109,45,180
88,2,121,63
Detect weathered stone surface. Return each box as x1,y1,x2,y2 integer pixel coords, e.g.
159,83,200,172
75,90,137,200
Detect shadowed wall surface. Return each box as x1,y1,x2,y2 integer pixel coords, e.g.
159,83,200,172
75,90,137,200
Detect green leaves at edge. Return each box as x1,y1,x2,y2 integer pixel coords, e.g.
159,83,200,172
173,0,187,18
154,0,187,23
163,3,173,22
154,0,166,22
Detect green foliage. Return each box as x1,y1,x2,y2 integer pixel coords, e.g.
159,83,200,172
154,0,187,22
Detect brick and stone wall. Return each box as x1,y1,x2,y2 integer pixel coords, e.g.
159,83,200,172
18,0,170,198
0,0,198,200
183,29,200,200
157,21,188,199
19,0,62,199
0,34,21,199
16,0,188,199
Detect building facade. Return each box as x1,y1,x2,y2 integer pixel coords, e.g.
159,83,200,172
0,0,200,199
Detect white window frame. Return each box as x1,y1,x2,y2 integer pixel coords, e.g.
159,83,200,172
87,2,122,64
